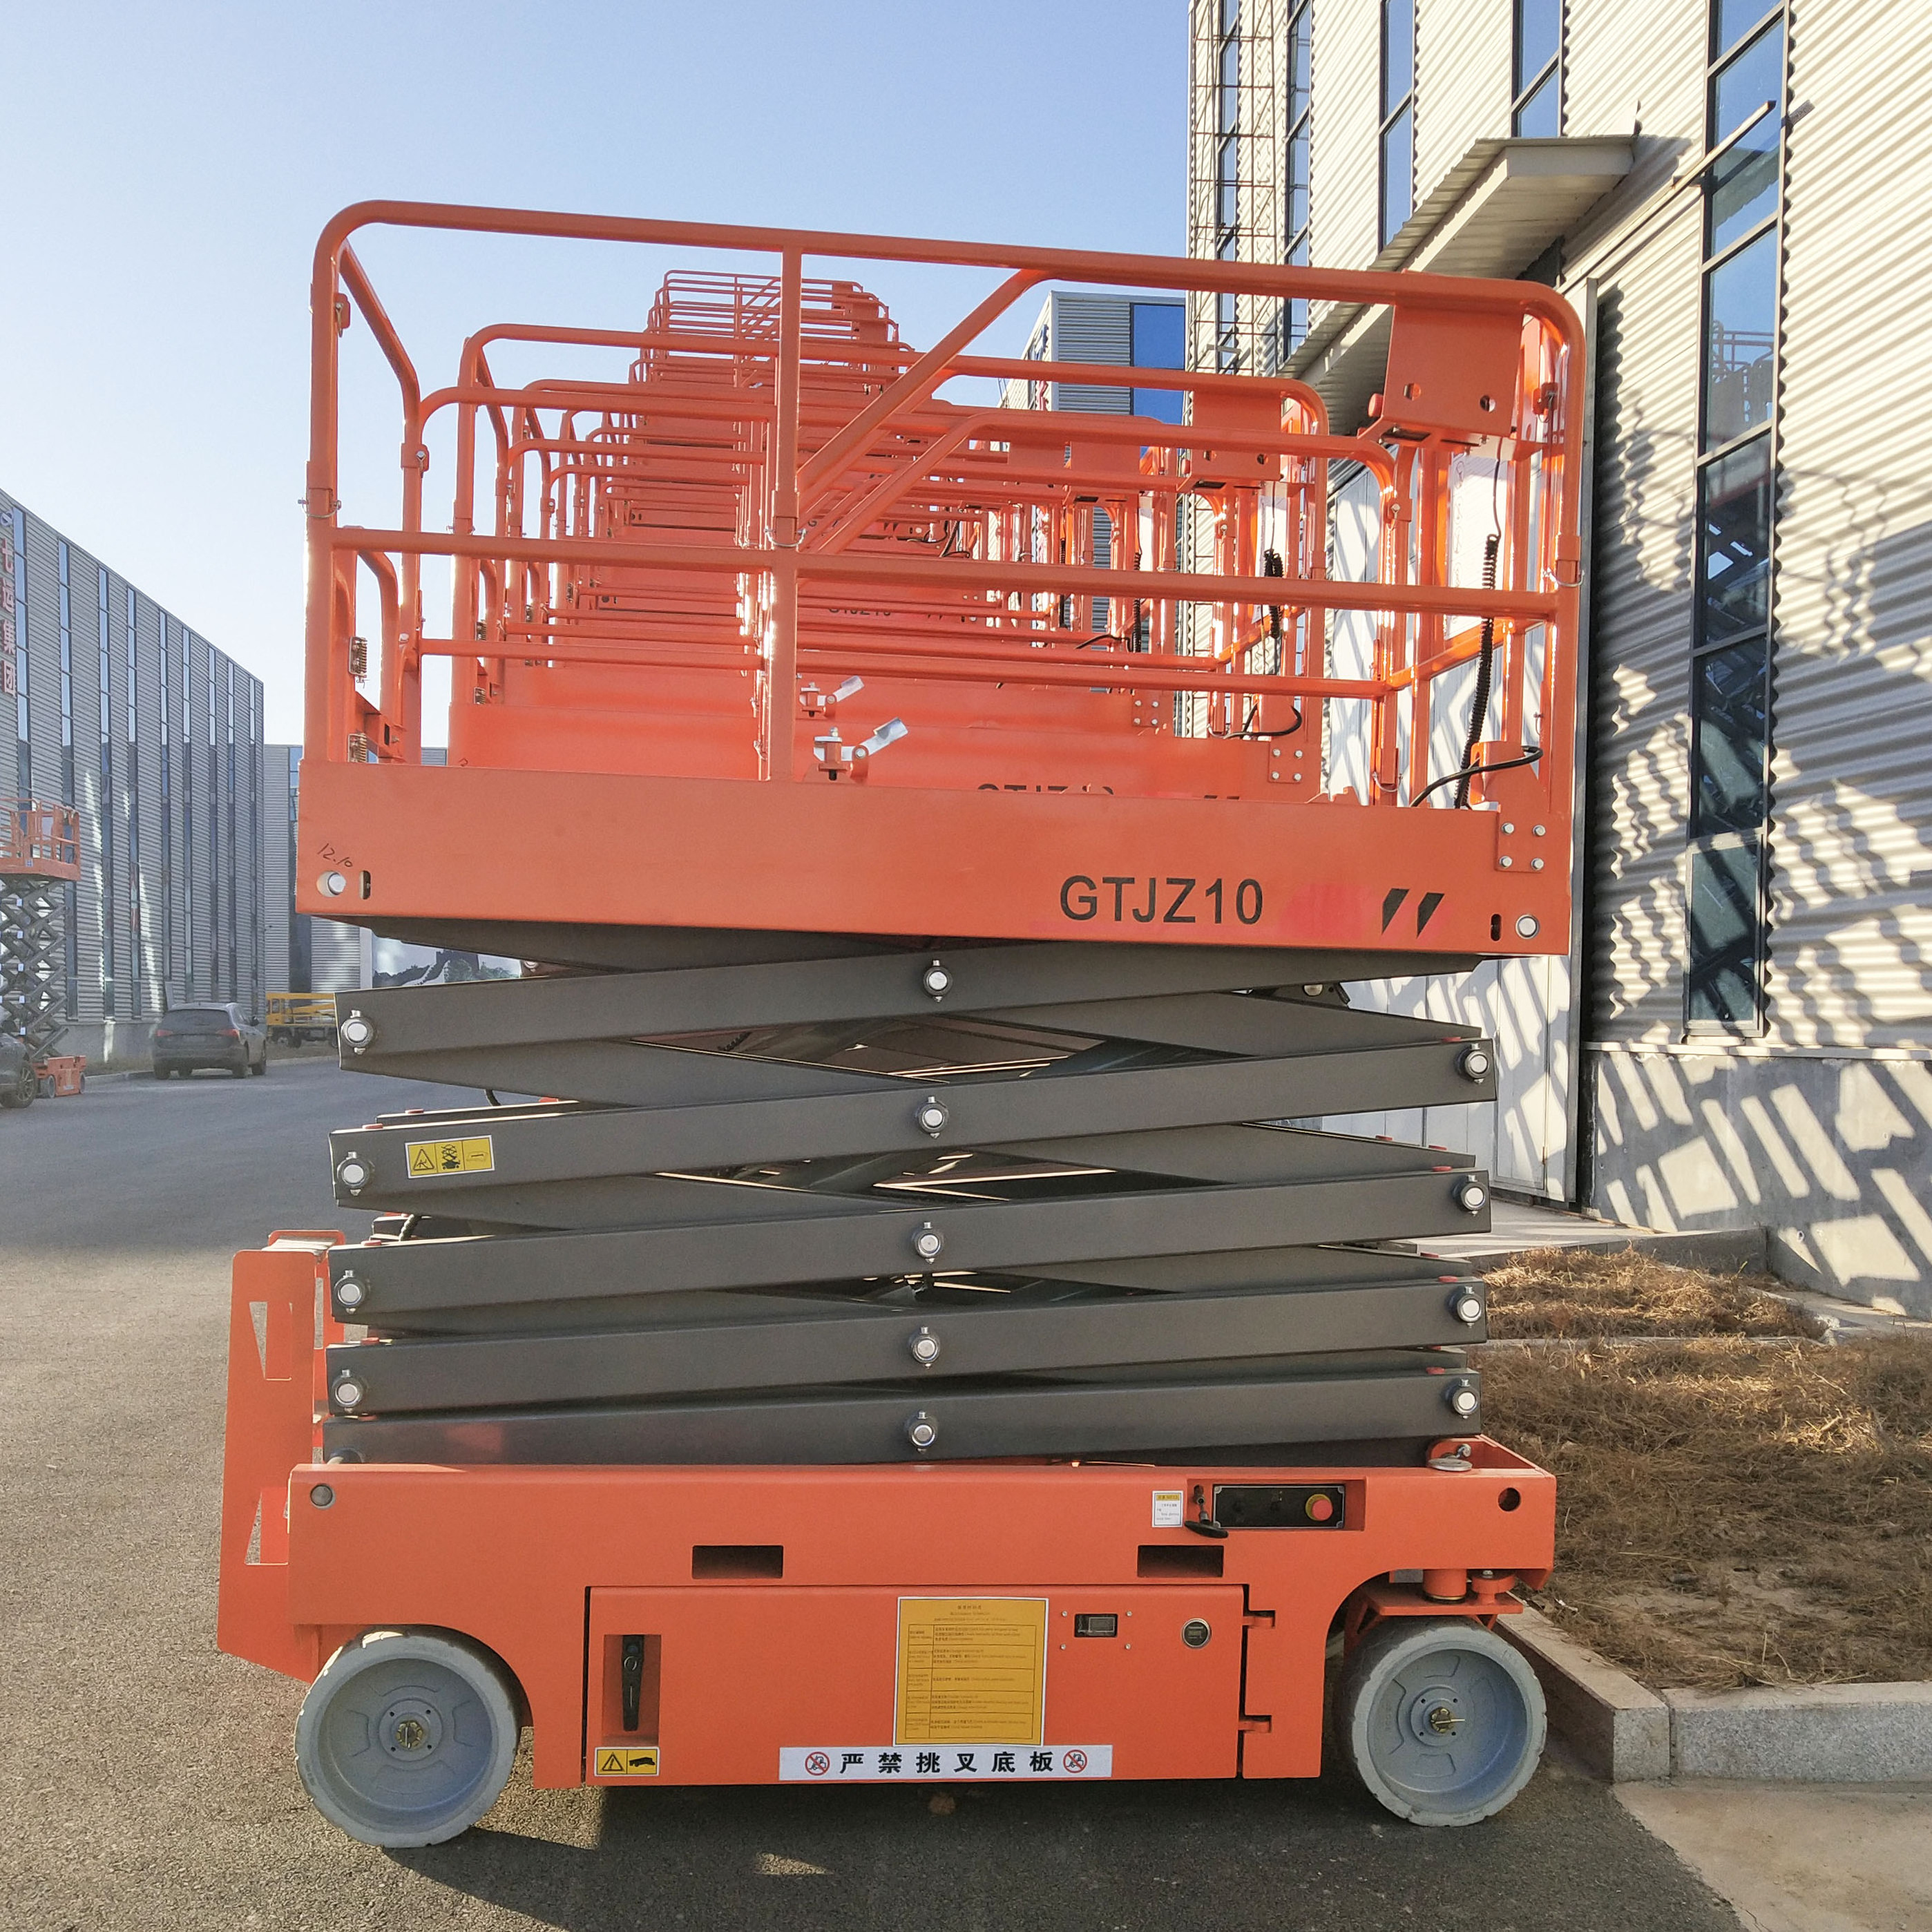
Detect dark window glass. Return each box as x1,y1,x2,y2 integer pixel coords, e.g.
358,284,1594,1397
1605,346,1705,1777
1131,302,1186,424
1380,108,1414,245
1288,3,1310,121
1699,434,1772,641
1381,0,1415,115
1131,303,1184,370
1286,128,1310,238
1703,229,1777,448
1218,28,1240,137
1515,0,1561,95
1687,841,1763,1024
1710,23,1783,251
1714,0,1775,58
1692,639,1768,834
1514,68,1560,137
1218,135,1240,232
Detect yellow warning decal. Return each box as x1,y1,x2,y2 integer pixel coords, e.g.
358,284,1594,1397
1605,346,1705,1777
594,1746,660,1777
404,1136,495,1178
895,1597,1047,1746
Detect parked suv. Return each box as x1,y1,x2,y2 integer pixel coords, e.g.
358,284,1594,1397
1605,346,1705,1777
151,1004,268,1079
0,1031,34,1109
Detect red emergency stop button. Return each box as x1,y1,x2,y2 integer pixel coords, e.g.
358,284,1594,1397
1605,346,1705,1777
1304,1493,1336,1523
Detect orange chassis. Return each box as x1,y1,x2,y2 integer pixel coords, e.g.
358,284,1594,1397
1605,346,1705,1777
220,1238,1552,1791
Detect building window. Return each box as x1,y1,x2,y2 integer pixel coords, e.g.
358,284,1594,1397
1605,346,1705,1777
9,506,28,796
1279,0,1313,360
1131,301,1187,425
1686,0,1786,1032
1214,0,1243,370
1512,0,1562,137
1379,0,1415,248
158,613,173,986
57,544,77,1016
98,566,115,1017
126,585,141,1018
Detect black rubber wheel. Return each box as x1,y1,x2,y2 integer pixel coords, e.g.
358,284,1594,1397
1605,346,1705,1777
251,1055,267,1076
152,1067,171,1080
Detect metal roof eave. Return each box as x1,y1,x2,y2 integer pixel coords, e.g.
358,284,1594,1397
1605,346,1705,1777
1288,135,1634,433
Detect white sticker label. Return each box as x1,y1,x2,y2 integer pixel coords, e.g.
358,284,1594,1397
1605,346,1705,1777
1151,1489,1185,1528
780,1745,1111,1781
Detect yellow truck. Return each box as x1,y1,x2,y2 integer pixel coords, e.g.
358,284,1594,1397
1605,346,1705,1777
265,993,336,1046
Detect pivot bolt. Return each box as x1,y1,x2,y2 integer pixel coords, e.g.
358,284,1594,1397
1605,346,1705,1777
921,961,952,1000
906,1411,939,1450
1446,1381,1480,1417
336,1156,370,1194
1454,1178,1489,1214
1456,1046,1491,1082
334,1274,365,1310
309,1484,334,1508
1451,1290,1484,1326
1301,983,1326,996
318,871,347,897
915,1098,950,1137
333,1377,365,1410
1516,915,1540,938
912,1222,945,1263
339,1012,376,1051
909,1326,941,1366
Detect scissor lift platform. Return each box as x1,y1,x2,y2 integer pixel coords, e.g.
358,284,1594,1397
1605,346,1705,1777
220,203,1587,1845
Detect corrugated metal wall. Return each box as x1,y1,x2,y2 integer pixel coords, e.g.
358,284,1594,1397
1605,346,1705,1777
1047,293,1134,412
0,489,267,1034
1557,0,1706,1044
261,743,294,994
1764,3,1932,1051
1310,0,1381,271
1415,0,1511,188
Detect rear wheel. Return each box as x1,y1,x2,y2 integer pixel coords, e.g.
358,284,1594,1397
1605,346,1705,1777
152,1067,171,1080
1336,1616,1545,1826
1,1063,32,1109
294,1628,521,1847
251,1053,267,1076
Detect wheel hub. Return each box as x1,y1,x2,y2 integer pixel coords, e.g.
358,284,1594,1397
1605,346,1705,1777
1404,1684,1468,1747
379,1696,445,1759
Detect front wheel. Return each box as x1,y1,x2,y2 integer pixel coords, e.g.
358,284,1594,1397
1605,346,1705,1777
1335,1616,1545,1827
295,1628,521,1847
0,1066,32,1109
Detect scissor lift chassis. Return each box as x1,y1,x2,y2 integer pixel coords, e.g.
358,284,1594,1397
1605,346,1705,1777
222,1236,1551,1797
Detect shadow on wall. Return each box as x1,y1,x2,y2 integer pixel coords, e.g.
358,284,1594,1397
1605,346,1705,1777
1588,508,1932,1317
1591,1046,1932,1317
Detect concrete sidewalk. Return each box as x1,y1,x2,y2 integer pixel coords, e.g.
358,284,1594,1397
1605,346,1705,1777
1618,1781,1932,1932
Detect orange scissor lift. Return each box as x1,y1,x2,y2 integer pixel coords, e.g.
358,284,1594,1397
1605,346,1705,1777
219,204,1584,1846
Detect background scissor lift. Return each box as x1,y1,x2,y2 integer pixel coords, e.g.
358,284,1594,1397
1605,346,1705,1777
220,203,1585,1844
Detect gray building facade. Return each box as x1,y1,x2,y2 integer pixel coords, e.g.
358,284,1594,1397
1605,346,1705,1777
2,488,267,1061
1189,0,1932,1314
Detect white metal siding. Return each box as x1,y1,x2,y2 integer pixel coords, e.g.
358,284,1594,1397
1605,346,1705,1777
1049,293,1134,412
1763,4,1932,1049
1415,0,1510,190
1310,0,1382,274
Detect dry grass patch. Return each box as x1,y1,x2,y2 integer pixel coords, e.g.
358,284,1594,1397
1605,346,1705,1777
1483,1244,1819,1341
1480,1332,1932,1689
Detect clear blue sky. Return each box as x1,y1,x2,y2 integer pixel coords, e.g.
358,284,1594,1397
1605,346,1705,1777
1,1,1184,743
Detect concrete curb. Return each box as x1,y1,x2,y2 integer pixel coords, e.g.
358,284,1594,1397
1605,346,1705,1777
1501,1607,1932,1783
1503,1607,1670,1781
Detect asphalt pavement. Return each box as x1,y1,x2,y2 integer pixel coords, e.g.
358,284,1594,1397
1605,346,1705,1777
0,1060,1743,1932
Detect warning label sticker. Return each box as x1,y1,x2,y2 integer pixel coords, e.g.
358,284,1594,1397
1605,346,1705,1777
895,1597,1046,1746
404,1136,495,1178
1151,1489,1185,1527
593,1746,660,1777
781,1744,1111,1781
